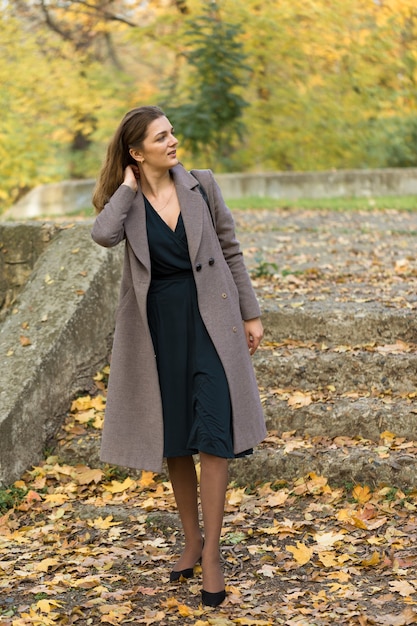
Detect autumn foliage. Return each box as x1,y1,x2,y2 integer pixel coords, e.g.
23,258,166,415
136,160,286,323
1,367,417,624
2,0,417,210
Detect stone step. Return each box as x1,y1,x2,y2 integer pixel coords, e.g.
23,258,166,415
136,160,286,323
229,435,417,489
234,208,417,347
261,395,417,442
253,345,417,393
57,411,417,489
259,299,417,345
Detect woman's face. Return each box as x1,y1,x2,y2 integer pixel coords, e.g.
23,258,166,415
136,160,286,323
132,116,178,170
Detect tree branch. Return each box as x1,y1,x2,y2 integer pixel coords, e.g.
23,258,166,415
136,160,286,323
71,0,138,28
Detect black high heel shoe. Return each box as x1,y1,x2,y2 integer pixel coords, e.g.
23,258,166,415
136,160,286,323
169,566,195,583
170,539,204,583
201,589,226,607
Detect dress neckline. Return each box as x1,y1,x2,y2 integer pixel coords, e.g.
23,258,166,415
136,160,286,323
144,195,181,233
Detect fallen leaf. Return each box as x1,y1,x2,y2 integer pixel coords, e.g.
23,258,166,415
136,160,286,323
286,541,313,566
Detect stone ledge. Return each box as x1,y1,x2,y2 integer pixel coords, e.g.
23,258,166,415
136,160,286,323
0,223,123,486
261,302,417,345
262,396,417,442
0,222,60,319
229,445,417,489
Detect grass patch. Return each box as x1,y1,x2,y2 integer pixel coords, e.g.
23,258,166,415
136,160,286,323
11,195,417,221
0,485,28,513
226,195,417,211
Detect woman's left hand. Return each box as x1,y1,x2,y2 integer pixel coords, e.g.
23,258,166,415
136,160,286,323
243,317,264,355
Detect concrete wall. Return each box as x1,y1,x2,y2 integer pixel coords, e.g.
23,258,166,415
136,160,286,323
3,179,96,220
3,167,417,220
218,168,417,200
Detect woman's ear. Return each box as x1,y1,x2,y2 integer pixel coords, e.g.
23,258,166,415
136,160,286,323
129,147,142,163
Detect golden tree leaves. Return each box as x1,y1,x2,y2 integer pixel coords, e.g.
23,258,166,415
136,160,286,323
3,0,417,212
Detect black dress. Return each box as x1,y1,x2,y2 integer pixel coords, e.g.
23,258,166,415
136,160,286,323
145,196,236,458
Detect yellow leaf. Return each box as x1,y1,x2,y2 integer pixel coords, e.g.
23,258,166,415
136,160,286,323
90,395,106,410
330,570,351,583
380,430,396,442
141,497,156,510
88,515,122,530
337,509,368,529
236,617,274,626
352,484,372,504
334,345,351,353
103,477,136,494
361,551,380,567
71,395,94,412
76,468,104,485
178,603,193,617
227,487,247,506
43,493,68,506
138,470,156,489
389,580,416,597
73,576,101,589
266,490,289,507
35,558,60,572
93,413,104,429
287,391,313,408
257,563,278,577
351,516,369,530
314,531,346,547
318,551,339,567
74,409,96,424
286,541,313,565
37,599,63,613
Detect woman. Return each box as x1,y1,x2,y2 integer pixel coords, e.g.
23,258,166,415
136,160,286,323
91,106,266,608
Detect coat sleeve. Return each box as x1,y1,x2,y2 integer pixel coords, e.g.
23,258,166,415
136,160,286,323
204,170,261,321
91,184,136,248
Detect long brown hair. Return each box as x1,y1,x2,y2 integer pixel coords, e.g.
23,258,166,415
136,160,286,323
92,105,166,213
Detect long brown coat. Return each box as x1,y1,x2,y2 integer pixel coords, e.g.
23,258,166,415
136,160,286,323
91,165,266,473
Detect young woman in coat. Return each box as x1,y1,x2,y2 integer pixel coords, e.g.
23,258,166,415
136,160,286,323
91,106,266,608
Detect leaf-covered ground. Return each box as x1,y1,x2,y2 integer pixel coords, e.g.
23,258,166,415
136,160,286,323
1,371,417,626
2,207,417,624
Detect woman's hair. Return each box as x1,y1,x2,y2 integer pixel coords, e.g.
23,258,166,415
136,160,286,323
92,105,166,213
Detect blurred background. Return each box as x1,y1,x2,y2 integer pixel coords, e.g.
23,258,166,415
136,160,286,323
1,0,416,213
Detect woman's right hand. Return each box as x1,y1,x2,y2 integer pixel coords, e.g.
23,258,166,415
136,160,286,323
123,165,139,192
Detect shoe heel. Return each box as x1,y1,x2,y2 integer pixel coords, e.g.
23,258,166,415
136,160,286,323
169,567,194,583
201,589,226,607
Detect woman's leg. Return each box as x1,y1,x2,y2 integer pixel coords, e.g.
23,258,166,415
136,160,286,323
199,452,228,593
167,456,204,571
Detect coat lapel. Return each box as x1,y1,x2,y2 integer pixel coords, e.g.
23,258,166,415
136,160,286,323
123,190,151,270
123,165,205,270
171,166,204,265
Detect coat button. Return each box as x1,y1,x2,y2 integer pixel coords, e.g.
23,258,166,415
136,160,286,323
208,257,215,266
222,293,227,298
196,263,202,272
232,326,237,332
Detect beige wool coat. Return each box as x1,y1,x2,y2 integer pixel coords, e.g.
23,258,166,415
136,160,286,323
91,164,266,473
